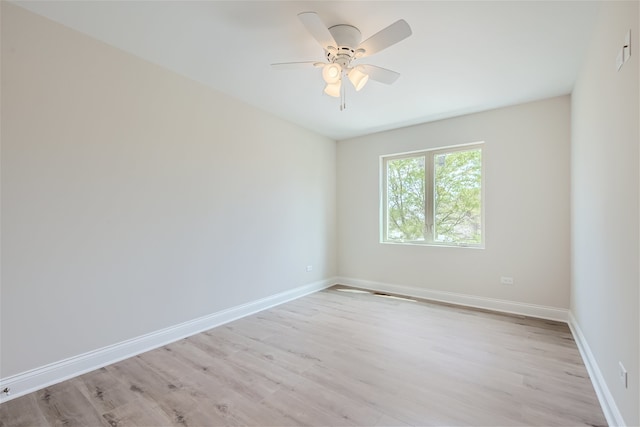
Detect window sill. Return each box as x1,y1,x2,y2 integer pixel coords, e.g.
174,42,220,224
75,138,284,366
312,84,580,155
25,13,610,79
380,241,485,249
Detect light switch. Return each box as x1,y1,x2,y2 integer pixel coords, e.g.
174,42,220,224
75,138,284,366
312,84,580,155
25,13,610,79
623,30,631,62
617,29,632,71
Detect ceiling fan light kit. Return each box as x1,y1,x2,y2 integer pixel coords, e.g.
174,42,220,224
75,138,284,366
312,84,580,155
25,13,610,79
322,63,342,84
348,65,369,91
324,80,342,98
272,12,412,109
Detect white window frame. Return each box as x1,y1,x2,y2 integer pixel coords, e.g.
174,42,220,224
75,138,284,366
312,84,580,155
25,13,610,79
380,142,485,248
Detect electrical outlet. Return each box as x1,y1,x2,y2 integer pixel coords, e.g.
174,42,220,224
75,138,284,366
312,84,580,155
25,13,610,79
619,362,628,388
305,265,313,272
500,276,514,285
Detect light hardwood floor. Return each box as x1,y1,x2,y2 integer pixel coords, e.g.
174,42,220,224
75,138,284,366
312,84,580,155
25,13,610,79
0,286,607,427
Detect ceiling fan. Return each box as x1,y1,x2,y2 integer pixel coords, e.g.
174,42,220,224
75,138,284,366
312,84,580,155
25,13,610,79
272,12,412,107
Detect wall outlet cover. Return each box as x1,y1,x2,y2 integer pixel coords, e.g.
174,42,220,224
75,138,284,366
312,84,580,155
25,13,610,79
500,276,514,285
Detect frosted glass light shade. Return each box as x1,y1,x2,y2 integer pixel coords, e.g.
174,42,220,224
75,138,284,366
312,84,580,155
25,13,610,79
322,63,342,84
324,81,341,97
348,66,369,91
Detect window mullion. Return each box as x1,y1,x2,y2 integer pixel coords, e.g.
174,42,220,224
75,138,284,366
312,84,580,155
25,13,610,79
425,153,434,243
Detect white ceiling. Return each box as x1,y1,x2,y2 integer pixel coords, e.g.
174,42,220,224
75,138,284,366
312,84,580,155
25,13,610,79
14,1,600,140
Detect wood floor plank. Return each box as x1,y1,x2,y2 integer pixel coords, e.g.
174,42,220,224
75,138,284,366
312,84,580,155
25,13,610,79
0,394,49,427
0,287,608,426
35,380,108,426
100,398,174,426
107,355,203,424
72,366,142,415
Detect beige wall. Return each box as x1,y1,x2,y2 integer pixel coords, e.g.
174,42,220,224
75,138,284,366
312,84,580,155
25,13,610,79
337,96,571,309
1,3,337,378
571,1,639,425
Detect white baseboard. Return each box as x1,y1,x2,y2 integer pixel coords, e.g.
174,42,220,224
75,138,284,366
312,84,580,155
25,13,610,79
3,275,618,427
0,278,334,404
335,277,570,322
568,313,626,427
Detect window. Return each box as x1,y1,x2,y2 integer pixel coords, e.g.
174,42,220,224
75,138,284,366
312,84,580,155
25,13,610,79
381,143,484,247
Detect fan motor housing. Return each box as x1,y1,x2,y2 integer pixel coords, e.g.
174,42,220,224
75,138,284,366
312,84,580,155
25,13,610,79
326,24,362,67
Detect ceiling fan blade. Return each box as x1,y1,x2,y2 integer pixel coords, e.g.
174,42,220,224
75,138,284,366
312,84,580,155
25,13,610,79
357,20,412,57
271,61,324,70
298,12,337,51
359,65,401,85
